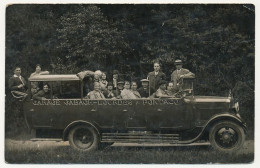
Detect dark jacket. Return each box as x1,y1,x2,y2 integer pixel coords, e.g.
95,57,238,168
147,71,166,94
137,87,150,98
8,75,27,92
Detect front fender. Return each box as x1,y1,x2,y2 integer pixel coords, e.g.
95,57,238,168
204,113,247,133
179,113,246,144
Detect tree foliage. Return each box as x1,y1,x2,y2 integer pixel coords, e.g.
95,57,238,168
6,4,254,113
56,5,130,73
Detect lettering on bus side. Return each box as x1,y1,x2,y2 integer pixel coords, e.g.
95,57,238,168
32,99,183,106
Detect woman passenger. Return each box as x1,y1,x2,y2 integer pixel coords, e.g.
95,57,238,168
30,64,49,95
121,81,136,99
131,81,141,98
32,83,52,100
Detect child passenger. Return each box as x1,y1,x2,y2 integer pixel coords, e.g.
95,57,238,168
104,82,115,99
99,72,108,89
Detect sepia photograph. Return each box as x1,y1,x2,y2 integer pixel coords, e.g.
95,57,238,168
4,3,255,164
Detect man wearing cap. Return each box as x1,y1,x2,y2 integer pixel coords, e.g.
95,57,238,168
171,59,195,90
114,80,124,99
155,80,169,98
147,62,166,94
137,79,150,98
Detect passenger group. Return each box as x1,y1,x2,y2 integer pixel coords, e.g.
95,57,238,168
8,60,195,100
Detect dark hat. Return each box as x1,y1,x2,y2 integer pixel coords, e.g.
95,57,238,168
117,81,124,84
159,80,167,86
107,82,113,86
140,79,149,83
113,70,119,74
174,59,183,65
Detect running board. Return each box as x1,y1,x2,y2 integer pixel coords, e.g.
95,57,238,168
101,132,180,143
30,138,63,142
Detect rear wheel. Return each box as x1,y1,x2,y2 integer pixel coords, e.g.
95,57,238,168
68,125,99,152
209,121,245,152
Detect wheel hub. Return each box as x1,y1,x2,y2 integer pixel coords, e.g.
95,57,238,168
216,127,238,148
73,128,94,148
221,131,232,143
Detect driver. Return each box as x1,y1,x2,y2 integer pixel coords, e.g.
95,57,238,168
154,80,169,98
166,82,176,97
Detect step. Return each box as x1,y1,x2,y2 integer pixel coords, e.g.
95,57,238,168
30,138,63,141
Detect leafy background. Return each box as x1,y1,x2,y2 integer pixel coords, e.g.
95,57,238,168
5,4,254,135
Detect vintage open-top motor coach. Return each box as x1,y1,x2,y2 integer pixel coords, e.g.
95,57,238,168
22,74,246,152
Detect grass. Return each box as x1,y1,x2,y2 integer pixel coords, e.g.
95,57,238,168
5,141,254,164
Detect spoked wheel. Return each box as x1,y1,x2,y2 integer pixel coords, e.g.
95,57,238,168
68,125,99,152
209,121,245,152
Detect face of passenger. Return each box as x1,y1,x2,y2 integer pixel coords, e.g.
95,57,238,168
35,66,41,73
94,74,99,80
14,68,21,76
168,83,174,91
43,85,49,93
160,84,167,91
118,83,124,90
94,83,100,91
101,74,106,80
107,85,113,91
124,82,130,89
154,63,160,72
176,64,182,70
142,82,149,88
131,82,137,91
113,74,118,79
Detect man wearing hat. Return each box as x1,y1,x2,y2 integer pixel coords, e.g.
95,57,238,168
147,62,166,94
137,79,150,98
171,59,195,90
155,80,169,98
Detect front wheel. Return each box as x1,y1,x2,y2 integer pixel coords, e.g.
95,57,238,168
68,125,99,152
209,121,245,152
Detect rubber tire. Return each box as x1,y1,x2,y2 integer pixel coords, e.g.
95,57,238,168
68,125,99,152
209,121,245,153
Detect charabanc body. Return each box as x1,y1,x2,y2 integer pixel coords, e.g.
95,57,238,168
22,74,246,152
